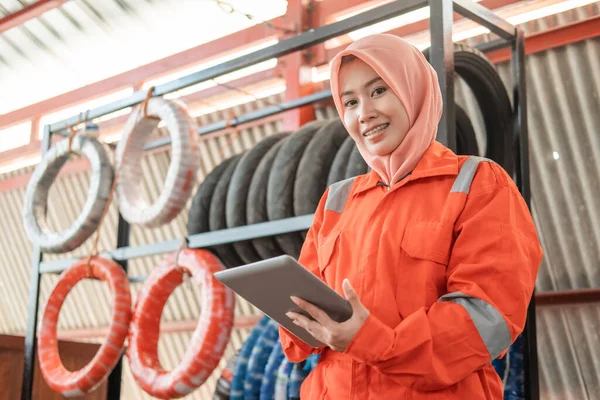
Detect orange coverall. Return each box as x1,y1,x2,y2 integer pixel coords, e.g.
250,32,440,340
279,141,543,399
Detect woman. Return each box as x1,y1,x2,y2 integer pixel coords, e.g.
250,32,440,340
279,34,543,399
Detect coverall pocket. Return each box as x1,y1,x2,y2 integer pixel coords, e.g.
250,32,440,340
317,231,340,279
401,220,454,266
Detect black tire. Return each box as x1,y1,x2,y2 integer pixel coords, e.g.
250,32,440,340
267,120,326,258
345,142,369,178
327,136,355,186
455,104,479,156
294,119,348,217
187,156,236,236
226,133,290,264
209,153,245,268
247,138,288,259
423,43,513,175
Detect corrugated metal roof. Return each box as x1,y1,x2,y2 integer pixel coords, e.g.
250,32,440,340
0,0,288,114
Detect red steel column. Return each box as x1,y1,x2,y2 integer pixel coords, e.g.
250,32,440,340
280,0,319,132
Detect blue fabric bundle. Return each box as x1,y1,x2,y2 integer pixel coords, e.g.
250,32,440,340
244,320,280,399
230,316,270,400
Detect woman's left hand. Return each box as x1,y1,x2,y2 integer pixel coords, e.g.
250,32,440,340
286,278,370,352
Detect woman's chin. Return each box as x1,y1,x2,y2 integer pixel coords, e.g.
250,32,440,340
366,143,397,157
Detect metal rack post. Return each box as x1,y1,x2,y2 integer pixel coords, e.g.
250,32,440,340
512,27,539,400
20,1,536,398
21,125,51,400
105,214,130,398
429,0,456,151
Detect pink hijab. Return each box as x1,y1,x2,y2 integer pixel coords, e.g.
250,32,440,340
329,34,443,185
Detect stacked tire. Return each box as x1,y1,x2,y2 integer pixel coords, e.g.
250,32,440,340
187,119,365,265
188,109,480,266
423,43,514,175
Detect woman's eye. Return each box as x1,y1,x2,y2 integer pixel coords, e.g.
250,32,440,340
373,87,387,96
344,99,357,107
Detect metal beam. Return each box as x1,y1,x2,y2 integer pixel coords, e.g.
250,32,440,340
0,114,284,193
4,13,598,187
199,90,331,135
0,0,593,170
319,0,394,21
144,90,332,151
33,287,600,342
475,38,512,53
6,13,597,183
48,0,428,135
198,90,331,136
535,288,600,307
0,0,70,34
0,140,44,166
486,14,600,64
453,0,515,40
0,0,367,132
39,214,315,274
48,316,262,341
25,288,600,343
324,0,522,58
0,30,280,130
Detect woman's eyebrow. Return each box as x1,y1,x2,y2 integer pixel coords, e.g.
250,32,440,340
340,77,384,97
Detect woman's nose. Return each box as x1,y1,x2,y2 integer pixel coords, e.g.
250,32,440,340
359,103,378,123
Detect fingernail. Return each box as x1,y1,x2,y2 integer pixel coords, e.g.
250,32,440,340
290,296,298,303
285,312,293,318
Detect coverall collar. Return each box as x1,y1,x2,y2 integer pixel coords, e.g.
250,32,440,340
353,141,459,196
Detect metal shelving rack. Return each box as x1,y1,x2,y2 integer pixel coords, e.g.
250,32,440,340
21,1,536,399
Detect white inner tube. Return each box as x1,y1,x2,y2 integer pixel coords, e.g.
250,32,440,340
22,136,114,254
115,98,198,227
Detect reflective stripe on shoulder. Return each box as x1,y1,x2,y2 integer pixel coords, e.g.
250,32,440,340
439,291,511,360
325,177,356,213
451,156,494,194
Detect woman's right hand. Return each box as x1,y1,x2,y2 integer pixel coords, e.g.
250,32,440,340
286,279,369,352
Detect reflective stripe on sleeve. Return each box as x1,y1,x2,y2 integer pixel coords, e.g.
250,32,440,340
439,291,511,360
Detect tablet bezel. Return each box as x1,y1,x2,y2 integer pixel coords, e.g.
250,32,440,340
214,255,353,348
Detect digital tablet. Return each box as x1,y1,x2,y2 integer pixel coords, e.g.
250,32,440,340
214,255,353,348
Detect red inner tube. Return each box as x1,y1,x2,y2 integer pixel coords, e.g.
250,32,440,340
127,248,235,399
38,256,132,397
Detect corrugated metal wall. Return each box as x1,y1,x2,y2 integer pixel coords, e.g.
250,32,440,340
454,36,600,400
457,4,600,398
504,37,600,400
1,5,600,399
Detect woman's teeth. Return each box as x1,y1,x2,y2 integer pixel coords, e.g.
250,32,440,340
364,123,389,137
